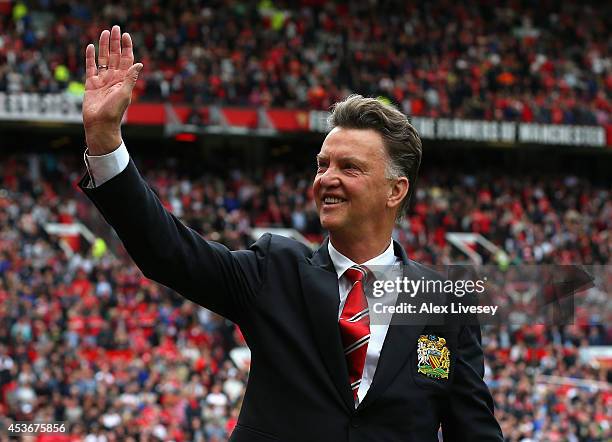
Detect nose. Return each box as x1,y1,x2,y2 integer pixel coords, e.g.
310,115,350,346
317,166,342,189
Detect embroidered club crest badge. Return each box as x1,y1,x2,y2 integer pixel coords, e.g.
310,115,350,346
417,335,450,379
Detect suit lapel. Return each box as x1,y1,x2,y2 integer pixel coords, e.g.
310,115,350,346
298,239,354,411
358,241,427,410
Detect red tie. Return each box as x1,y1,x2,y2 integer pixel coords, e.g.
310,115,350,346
339,265,370,401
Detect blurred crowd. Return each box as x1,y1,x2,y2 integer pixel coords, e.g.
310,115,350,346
486,324,610,441
0,0,611,125
0,152,609,441
139,158,611,267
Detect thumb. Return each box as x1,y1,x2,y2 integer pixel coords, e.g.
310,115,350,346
122,63,143,94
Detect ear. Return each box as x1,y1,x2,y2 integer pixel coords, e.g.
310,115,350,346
387,177,409,211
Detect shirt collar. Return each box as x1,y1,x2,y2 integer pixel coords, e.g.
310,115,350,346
328,239,396,280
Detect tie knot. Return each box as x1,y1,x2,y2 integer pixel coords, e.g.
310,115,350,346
344,265,367,284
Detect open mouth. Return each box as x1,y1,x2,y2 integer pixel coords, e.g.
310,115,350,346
322,196,347,206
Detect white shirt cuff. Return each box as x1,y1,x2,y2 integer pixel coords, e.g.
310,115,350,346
84,141,130,187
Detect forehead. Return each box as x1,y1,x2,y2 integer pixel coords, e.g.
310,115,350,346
318,127,386,160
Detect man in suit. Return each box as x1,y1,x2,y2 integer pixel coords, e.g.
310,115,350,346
80,25,503,441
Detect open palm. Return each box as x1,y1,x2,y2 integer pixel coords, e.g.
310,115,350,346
83,25,142,132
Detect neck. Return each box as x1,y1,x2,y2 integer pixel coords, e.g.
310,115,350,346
329,232,392,264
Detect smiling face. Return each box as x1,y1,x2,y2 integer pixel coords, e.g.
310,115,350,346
313,127,401,241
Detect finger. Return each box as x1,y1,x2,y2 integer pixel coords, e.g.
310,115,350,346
121,63,144,95
108,25,121,70
98,29,110,68
85,44,97,80
118,33,134,71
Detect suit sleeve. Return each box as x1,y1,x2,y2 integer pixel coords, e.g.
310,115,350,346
441,325,504,441
79,158,270,322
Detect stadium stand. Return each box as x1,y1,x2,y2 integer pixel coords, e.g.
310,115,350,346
0,0,610,440
0,0,610,124
0,153,609,441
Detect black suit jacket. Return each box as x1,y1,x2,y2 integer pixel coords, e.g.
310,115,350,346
80,159,503,441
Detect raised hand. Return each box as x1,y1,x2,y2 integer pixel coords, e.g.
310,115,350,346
83,25,143,155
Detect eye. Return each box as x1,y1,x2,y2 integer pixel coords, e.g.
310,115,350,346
343,162,360,172
316,161,328,172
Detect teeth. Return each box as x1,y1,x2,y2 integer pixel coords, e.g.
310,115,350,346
324,197,345,204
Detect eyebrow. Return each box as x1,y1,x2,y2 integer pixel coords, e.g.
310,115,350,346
316,154,366,166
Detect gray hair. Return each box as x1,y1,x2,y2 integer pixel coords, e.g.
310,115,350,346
327,94,422,219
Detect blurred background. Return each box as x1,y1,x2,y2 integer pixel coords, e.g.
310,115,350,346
0,1,610,441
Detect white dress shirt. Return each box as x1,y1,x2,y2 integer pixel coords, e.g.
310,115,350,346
83,142,130,187
328,240,401,406
84,144,402,407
